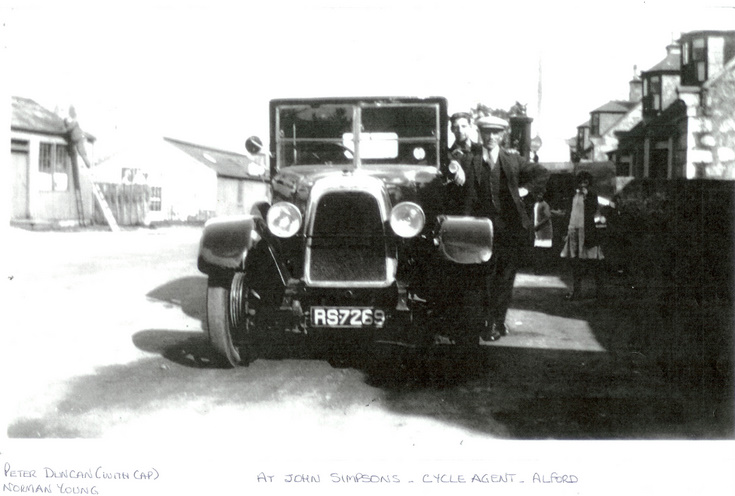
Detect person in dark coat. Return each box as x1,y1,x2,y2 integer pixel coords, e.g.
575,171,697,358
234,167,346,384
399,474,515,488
462,115,548,342
559,170,605,299
444,112,483,215
431,112,485,345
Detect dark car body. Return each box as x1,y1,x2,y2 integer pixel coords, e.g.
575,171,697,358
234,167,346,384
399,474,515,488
197,97,493,366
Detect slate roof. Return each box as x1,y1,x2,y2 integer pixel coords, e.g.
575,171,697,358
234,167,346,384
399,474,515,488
164,137,266,181
11,96,67,136
645,46,681,73
591,100,638,114
11,96,96,141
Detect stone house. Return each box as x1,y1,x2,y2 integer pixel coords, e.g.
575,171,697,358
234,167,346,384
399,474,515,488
612,30,735,179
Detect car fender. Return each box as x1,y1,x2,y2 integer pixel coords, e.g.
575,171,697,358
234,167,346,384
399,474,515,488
197,215,263,277
434,215,493,264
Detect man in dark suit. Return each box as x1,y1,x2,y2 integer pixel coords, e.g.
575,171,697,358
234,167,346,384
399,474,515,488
463,115,548,342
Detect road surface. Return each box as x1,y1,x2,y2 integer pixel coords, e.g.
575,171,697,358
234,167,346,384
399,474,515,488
3,225,731,445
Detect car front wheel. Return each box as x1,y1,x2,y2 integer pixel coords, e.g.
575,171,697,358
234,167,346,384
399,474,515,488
206,273,253,367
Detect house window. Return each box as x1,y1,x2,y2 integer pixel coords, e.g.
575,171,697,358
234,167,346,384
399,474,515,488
591,113,600,136
150,186,162,211
692,38,706,60
692,38,707,82
643,74,662,114
696,61,706,82
39,142,69,192
576,128,585,151
649,75,661,111
682,41,690,65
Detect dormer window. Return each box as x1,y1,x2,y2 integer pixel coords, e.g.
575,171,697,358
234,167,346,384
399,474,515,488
692,38,706,82
591,113,599,136
577,127,585,150
649,76,661,110
642,74,662,114
678,31,731,86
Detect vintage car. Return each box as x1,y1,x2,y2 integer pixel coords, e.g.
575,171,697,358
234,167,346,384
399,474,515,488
197,97,493,366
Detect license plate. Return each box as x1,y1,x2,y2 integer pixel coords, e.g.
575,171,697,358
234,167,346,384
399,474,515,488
310,307,386,328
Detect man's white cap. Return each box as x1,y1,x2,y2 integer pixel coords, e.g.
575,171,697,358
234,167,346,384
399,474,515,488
476,115,509,130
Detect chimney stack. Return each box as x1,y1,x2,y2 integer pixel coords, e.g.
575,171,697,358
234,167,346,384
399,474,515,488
629,65,642,102
666,43,681,56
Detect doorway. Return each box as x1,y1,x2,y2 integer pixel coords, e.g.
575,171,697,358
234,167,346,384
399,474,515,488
11,140,30,219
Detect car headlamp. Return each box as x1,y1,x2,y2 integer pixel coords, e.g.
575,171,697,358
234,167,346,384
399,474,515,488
266,202,302,238
390,202,425,238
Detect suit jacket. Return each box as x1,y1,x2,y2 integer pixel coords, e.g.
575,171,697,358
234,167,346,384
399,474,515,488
463,147,548,232
443,141,483,215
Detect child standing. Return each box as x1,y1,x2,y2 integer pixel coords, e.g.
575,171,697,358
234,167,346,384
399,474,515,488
560,171,605,299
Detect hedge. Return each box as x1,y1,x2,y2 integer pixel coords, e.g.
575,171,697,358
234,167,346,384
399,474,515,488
606,178,735,304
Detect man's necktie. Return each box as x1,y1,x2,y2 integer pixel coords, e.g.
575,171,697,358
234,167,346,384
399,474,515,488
490,152,500,211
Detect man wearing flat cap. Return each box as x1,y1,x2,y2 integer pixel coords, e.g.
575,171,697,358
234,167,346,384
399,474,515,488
462,115,548,343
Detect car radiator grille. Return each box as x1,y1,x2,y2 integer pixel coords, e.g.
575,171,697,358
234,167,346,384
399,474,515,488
307,191,387,283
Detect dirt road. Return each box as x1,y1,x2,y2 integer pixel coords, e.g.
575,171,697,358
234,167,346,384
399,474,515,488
3,225,731,444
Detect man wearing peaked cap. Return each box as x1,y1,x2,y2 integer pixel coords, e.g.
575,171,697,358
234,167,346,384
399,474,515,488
475,115,509,131
462,113,548,344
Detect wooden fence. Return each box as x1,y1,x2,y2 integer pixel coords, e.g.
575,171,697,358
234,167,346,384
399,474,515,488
93,183,150,226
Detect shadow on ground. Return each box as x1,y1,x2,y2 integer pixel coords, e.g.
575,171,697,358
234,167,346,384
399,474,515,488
146,275,207,322
9,273,732,440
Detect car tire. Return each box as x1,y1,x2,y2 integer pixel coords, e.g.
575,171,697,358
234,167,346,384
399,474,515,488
206,274,252,367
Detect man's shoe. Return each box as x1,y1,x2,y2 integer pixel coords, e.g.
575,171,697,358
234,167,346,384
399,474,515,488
479,326,501,343
494,321,509,336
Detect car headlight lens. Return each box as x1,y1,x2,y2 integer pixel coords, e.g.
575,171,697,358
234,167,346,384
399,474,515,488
390,202,425,238
266,202,302,238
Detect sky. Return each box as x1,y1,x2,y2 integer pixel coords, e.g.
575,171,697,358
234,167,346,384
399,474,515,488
4,0,735,162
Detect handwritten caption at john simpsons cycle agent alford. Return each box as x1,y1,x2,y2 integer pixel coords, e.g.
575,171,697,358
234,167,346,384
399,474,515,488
257,472,579,484
3,462,160,495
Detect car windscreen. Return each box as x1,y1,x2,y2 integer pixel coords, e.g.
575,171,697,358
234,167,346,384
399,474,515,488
276,102,441,168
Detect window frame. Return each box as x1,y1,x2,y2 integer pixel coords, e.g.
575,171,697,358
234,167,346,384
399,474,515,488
38,141,70,192
576,127,585,150
692,38,706,61
649,75,661,111
149,186,162,212
590,113,600,136
692,37,708,82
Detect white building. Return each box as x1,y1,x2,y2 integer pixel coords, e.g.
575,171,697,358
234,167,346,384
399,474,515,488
93,137,269,224
10,96,96,227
